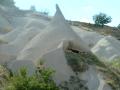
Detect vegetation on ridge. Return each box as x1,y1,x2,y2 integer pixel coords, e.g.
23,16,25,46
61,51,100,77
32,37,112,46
0,64,59,90
93,13,112,27
0,51,119,90
65,51,120,90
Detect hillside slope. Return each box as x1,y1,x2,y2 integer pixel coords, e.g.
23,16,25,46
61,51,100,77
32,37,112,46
71,21,120,40
0,2,119,90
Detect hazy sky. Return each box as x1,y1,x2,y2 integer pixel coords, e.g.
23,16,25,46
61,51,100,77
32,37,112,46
14,0,120,26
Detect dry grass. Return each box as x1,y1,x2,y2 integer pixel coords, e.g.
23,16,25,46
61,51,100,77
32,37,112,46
0,39,8,44
0,28,12,34
69,21,120,40
0,65,10,88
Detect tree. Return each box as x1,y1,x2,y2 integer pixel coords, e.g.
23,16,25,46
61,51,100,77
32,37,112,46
93,13,112,27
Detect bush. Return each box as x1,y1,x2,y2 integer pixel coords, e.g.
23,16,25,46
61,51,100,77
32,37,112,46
3,67,59,90
93,13,112,27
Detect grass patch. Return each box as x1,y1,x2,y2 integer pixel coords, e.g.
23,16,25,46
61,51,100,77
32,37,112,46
0,63,59,90
65,51,88,73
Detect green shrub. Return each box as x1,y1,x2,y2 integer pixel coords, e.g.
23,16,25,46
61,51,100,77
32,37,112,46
93,13,112,27
107,59,120,72
3,67,59,90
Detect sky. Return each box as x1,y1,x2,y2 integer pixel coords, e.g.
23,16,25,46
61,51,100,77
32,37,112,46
14,0,120,26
